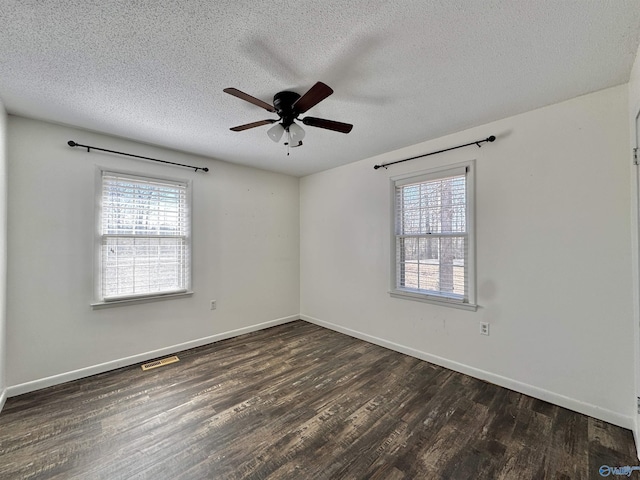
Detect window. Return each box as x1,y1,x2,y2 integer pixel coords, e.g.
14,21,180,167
391,162,476,310
95,171,191,304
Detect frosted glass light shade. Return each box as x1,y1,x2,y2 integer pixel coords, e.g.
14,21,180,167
267,123,285,142
288,122,305,142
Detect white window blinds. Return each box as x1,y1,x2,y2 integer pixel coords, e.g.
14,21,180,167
394,169,469,302
100,172,190,301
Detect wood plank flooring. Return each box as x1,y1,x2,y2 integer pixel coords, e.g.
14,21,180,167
0,320,638,479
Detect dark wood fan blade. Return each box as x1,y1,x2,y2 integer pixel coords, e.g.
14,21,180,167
230,119,277,131
301,116,353,133
224,88,276,113
293,82,333,114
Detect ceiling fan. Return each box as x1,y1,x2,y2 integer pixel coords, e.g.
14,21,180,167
223,82,353,149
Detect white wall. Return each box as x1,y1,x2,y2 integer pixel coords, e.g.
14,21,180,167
0,99,7,409
628,42,640,450
6,116,300,390
301,84,634,427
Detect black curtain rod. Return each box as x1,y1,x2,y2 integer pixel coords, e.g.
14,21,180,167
373,135,496,170
67,141,209,172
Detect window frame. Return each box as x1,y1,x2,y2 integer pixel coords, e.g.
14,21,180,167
92,167,193,308
389,160,477,311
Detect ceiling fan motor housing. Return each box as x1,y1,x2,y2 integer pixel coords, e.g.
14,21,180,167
273,91,301,128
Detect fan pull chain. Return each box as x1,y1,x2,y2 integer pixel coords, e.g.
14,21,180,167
286,129,291,155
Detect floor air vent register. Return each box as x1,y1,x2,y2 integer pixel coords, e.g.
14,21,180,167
141,356,180,371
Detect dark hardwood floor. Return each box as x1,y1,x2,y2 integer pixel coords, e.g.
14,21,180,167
0,320,637,479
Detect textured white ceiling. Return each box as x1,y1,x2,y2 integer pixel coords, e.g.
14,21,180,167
1,1,640,176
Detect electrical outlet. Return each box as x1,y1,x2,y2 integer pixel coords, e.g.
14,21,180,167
479,322,490,336
210,300,217,310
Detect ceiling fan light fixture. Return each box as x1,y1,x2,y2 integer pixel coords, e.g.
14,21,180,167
267,123,285,142
288,122,305,143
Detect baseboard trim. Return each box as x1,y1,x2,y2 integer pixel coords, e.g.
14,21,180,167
301,314,634,430
634,415,640,460
8,313,633,431
7,315,299,397
0,388,7,413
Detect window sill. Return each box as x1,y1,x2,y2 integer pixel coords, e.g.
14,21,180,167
91,291,194,309
389,290,477,311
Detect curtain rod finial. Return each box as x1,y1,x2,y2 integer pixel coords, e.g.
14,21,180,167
487,135,496,142
67,140,77,147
